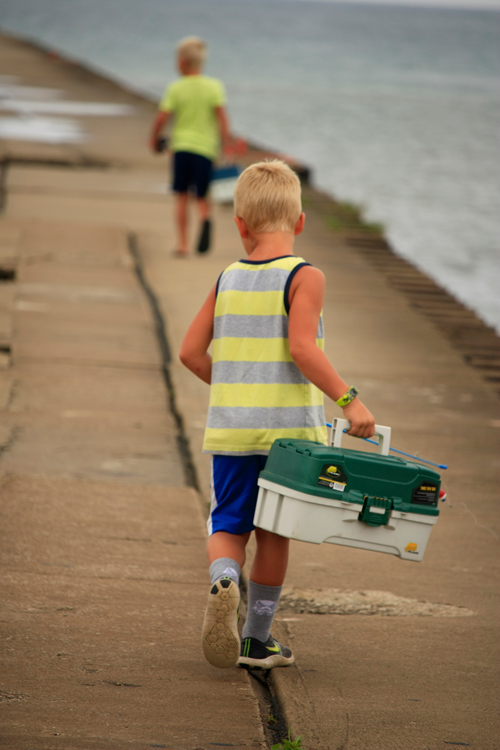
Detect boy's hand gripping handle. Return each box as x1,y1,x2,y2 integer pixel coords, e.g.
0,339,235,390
330,418,391,456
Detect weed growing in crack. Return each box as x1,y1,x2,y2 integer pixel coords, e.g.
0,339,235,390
271,727,303,749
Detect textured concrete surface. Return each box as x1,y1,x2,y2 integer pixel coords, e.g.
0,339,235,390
0,211,265,749
0,33,265,750
141,194,500,750
1,29,499,750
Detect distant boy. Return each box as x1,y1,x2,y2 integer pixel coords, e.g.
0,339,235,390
149,36,231,255
180,161,375,669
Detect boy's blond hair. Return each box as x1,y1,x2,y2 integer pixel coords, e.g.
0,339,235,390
234,160,302,233
176,36,207,72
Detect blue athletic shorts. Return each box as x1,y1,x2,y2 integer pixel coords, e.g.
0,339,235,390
172,151,213,198
208,455,268,536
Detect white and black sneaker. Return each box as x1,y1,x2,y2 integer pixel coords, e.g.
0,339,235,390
202,578,240,668
238,635,294,670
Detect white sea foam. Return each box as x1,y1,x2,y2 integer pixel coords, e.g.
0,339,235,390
0,99,134,116
0,78,62,100
0,115,85,143
0,82,134,142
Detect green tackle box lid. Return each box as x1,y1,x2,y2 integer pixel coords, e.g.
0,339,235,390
260,439,441,517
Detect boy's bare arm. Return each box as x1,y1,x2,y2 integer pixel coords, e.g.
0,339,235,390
288,266,375,438
149,111,170,152
179,285,217,384
215,106,231,152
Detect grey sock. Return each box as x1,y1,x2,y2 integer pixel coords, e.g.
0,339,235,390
209,557,241,585
242,580,282,643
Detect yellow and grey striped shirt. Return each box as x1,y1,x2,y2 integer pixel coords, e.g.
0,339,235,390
203,255,328,455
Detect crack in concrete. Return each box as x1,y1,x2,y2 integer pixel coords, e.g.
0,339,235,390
127,231,199,492
460,502,499,541
0,425,21,457
128,232,289,749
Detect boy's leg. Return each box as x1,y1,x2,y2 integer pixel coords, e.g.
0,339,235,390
202,531,249,669
202,455,265,669
245,528,288,640
194,155,212,253
197,196,210,223
207,529,249,569
249,527,289,586
175,192,189,255
239,529,294,669
196,197,211,252
171,151,192,255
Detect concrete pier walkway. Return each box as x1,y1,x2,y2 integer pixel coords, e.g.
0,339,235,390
1,32,499,750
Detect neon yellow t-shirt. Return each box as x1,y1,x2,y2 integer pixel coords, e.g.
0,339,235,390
159,75,226,161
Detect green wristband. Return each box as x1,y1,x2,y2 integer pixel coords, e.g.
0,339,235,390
336,386,359,408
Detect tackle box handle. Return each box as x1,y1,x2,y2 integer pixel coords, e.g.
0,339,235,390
330,418,391,456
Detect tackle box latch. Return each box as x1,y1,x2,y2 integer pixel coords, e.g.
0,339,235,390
359,495,392,526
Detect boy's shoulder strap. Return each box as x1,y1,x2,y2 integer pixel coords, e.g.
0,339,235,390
284,261,312,315
215,270,224,298
215,260,240,298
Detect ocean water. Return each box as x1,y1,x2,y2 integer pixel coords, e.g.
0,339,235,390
1,0,499,331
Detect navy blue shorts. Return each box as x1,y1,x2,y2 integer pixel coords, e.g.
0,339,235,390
172,151,213,198
208,455,268,536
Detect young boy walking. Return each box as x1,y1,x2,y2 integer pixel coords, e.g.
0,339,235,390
180,161,375,669
149,36,231,256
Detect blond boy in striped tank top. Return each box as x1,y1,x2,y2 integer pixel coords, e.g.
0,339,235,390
180,161,375,670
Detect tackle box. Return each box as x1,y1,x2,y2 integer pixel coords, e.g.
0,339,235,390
254,419,441,561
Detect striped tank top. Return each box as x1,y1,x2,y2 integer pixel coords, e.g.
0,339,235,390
203,255,328,455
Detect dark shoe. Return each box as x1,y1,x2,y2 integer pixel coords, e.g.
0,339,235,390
155,136,169,153
238,635,294,670
202,578,240,668
197,219,211,254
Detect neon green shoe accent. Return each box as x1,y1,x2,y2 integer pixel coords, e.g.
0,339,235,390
266,641,281,653
238,635,294,670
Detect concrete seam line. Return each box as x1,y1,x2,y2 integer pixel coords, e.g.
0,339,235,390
0,155,109,215
127,231,199,492
0,426,21,457
0,158,9,213
127,236,295,748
